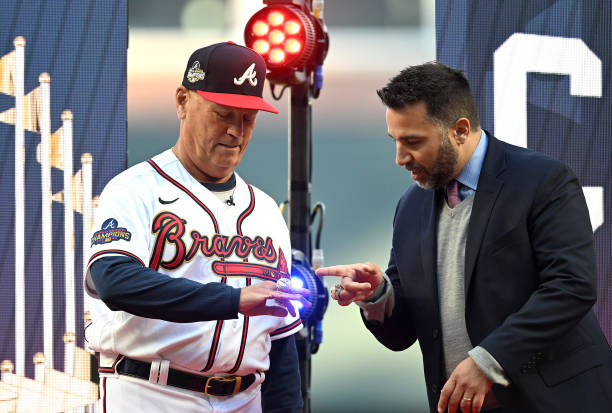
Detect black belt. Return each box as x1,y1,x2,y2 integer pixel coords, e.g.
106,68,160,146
116,358,256,397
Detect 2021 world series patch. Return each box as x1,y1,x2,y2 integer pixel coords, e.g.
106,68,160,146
91,218,132,246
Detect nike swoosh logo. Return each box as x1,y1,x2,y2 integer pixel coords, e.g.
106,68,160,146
158,197,179,205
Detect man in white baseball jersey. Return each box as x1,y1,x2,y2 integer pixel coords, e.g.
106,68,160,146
84,42,309,412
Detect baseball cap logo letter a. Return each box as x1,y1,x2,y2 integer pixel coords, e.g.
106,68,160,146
234,63,258,87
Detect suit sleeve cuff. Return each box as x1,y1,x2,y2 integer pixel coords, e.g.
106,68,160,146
355,273,394,324
468,346,511,387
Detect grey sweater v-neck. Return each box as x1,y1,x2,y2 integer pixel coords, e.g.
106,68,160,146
437,194,475,378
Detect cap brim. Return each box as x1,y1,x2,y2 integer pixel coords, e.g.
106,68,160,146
197,90,279,114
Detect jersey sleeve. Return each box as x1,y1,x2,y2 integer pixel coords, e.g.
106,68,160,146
90,256,241,322
85,180,152,298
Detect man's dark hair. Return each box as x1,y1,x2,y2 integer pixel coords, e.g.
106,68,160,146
377,62,480,129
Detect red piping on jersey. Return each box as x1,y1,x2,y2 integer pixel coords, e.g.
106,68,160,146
98,354,123,374
236,184,255,238
228,278,251,374
227,186,255,373
147,159,220,233
89,250,145,267
271,319,303,337
201,277,227,372
102,377,107,413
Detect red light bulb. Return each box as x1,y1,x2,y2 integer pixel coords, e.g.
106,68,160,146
269,29,285,45
268,11,284,26
269,48,286,63
253,39,270,54
284,39,302,54
284,21,301,35
252,21,269,36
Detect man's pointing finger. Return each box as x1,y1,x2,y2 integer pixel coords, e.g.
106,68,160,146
315,265,356,278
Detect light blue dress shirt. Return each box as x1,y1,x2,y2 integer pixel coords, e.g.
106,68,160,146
455,129,488,200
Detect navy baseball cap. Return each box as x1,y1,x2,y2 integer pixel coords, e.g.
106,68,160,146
182,42,279,114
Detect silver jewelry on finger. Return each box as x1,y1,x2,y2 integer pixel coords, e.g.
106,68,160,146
274,279,291,307
333,283,344,299
276,278,291,292
461,397,472,402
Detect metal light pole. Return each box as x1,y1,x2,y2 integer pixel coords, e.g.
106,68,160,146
288,82,312,259
244,2,328,411
288,81,313,412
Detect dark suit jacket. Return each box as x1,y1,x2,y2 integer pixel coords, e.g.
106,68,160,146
364,135,612,413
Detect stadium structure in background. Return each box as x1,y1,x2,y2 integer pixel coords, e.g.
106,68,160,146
0,1,127,411
436,0,612,343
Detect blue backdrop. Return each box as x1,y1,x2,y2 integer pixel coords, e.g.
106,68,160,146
0,0,127,377
436,0,612,342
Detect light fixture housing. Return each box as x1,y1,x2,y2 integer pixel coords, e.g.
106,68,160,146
244,3,328,84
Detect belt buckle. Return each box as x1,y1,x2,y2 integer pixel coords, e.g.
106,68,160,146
204,375,242,397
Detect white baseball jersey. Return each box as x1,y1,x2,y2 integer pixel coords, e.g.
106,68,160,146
84,149,302,377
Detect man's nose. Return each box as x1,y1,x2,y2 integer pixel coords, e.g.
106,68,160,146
395,143,412,166
228,119,244,138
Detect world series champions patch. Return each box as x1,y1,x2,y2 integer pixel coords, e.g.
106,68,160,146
91,218,132,246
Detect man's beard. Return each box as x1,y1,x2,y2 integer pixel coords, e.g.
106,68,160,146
413,130,458,190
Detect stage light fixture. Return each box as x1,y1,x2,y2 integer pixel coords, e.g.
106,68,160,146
290,250,327,326
244,3,328,85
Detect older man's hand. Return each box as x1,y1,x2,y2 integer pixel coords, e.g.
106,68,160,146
239,281,310,317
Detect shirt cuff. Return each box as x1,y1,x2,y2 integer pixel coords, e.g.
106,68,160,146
468,346,511,387
355,273,394,323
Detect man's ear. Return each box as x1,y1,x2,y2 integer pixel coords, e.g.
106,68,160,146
176,86,189,120
453,118,471,145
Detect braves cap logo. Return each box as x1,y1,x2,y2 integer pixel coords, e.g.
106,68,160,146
187,61,206,83
233,63,258,87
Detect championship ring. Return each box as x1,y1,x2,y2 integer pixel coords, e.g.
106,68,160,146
276,277,292,292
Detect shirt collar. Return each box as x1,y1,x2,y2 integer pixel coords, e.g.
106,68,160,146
455,129,488,191
201,172,236,192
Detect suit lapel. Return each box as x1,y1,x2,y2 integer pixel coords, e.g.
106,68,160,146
421,189,442,311
464,135,506,294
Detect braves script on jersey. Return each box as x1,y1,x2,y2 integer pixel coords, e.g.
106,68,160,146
84,149,302,377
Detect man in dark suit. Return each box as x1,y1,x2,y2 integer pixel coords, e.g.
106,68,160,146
316,62,612,413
